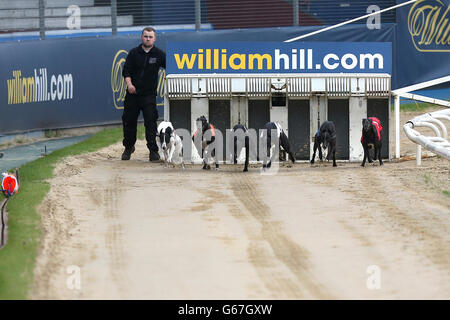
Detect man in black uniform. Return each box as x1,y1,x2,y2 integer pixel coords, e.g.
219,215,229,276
121,27,166,161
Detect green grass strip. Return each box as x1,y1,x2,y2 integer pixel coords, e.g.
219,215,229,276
0,126,125,299
392,99,450,112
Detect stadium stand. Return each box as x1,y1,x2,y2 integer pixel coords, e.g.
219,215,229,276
307,0,396,25
0,0,398,36
0,0,133,32
205,0,321,29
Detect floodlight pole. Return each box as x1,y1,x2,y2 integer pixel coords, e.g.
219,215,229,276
395,94,400,158
195,0,201,31
293,0,299,26
111,0,118,35
39,0,45,40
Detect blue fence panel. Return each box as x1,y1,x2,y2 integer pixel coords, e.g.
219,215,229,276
394,0,450,89
1,13,447,136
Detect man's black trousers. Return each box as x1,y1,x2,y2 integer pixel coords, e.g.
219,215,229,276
122,94,158,152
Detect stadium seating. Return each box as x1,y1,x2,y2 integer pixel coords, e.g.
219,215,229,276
205,0,321,29
0,0,133,32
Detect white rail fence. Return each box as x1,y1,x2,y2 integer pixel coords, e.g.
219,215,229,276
403,109,450,165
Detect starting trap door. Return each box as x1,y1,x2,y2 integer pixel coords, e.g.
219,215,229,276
367,98,389,159
169,99,192,159
209,99,231,158
165,74,391,163
328,99,350,160
248,99,270,131
288,99,310,160
248,99,270,160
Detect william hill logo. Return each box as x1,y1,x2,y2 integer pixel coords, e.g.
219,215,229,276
167,42,392,74
111,50,128,109
408,0,450,52
173,49,385,71
6,68,73,105
111,49,165,109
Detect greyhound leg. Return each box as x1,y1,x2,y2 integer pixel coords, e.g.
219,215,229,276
378,145,383,166
164,150,169,168
202,153,208,169
168,146,175,165
262,134,271,170
267,144,275,168
332,148,337,167
289,151,295,163
243,136,249,172
367,144,373,163
279,132,294,163
233,136,238,164
281,135,295,164
361,144,368,167
210,148,219,170
311,142,317,164
179,149,185,170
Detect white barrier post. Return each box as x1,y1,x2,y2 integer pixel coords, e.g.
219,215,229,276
416,143,421,166
395,95,400,158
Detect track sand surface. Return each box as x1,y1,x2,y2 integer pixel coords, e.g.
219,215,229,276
31,137,450,299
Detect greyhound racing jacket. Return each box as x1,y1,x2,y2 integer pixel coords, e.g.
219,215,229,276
361,117,382,143
193,124,216,146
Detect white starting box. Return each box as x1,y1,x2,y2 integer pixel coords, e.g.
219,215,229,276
164,73,390,162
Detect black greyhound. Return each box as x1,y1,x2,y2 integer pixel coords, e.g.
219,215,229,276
229,124,249,172
192,115,219,170
261,122,295,169
361,117,383,167
311,120,337,167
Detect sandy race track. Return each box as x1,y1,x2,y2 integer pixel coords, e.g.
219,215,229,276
30,134,449,300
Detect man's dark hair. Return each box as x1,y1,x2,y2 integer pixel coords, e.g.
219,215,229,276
142,27,156,35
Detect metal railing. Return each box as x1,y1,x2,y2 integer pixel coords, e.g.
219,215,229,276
166,73,391,99
403,109,450,165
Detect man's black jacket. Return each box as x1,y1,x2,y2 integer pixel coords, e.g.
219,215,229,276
122,45,166,96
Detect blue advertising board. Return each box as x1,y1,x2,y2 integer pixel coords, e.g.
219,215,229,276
394,0,450,89
6,15,446,135
167,42,392,75
0,36,165,135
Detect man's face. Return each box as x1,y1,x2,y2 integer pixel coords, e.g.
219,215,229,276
141,30,156,49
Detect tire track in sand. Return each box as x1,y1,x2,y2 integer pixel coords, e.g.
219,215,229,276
102,173,127,297
229,171,332,299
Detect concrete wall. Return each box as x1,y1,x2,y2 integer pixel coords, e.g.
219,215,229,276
270,107,288,134
349,97,366,161
230,96,248,128
190,97,209,162
309,95,327,160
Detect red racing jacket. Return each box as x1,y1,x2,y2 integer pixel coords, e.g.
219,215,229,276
361,117,382,142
